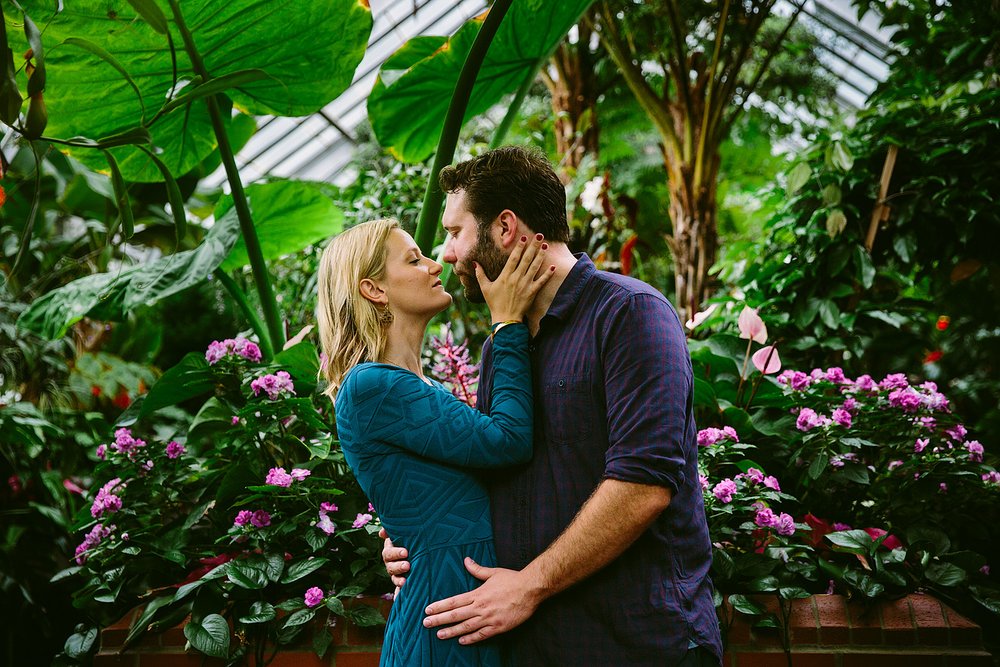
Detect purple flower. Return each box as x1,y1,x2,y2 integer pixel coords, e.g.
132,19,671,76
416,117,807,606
825,367,848,384
90,478,124,518
763,476,781,492
945,424,968,442
744,468,765,485
111,428,147,459
96,444,107,460
290,468,311,481
939,482,948,494
250,371,295,400
316,512,336,535
829,456,846,469
697,427,738,447
917,416,936,430
852,375,877,392
231,416,240,425
712,479,737,504
250,510,271,528
983,471,1000,485
754,508,777,529
233,510,254,527
304,587,325,608
165,441,186,459
796,408,830,432
981,565,991,576
774,513,796,537
880,373,909,390
206,337,263,365
265,467,294,487
888,387,923,413
777,370,811,391
74,523,114,565
831,408,852,428
320,502,339,512
888,460,904,471
914,438,929,454
353,513,373,528
834,522,852,531
966,440,984,463
699,474,710,491
841,397,859,414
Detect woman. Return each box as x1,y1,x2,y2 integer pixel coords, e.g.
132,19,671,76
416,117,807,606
316,218,551,666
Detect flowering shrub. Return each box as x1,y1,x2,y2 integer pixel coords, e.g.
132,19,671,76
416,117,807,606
62,338,388,664
428,325,479,407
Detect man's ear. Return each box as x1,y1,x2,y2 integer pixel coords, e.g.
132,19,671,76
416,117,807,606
359,278,387,306
496,209,521,249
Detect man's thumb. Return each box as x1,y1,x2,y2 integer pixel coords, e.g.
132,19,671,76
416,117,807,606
465,557,493,581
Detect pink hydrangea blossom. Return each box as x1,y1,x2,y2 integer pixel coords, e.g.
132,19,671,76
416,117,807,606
353,513,373,528
712,479,737,504
205,337,263,365
250,371,295,400
165,441,186,459
304,587,325,608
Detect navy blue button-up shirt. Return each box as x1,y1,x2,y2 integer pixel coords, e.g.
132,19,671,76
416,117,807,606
479,255,722,666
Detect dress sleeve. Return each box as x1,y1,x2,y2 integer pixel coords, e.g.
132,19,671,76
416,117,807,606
340,324,533,468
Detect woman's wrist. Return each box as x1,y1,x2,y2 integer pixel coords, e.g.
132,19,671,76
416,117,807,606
490,320,523,340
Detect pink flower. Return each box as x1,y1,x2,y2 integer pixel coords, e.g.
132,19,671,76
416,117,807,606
265,467,294,487
111,428,147,459
304,587,325,608
774,513,796,536
833,522,852,531
831,408,852,428
888,460,903,471
754,508,776,528
231,416,240,425
96,444,107,460
206,337,263,365
945,424,967,442
685,303,718,331
841,397,859,414
796,408,830,432
250,510,271,528
938,483,948,494
914,438,929,453
91,478,124,518
712,479,737,504
63,478,86,495
917,416,936,430
880,373,909,390
983,471,1000,485
165,441,186,459
290,468,311,481
696,427,739,447
763,476,781,491
316,512,336,535
777,370,810,391
965,440,984,463
430,325,479,407
233,510,254,527
320,502,339,512
752,345,782,374
699,474,710,491
744,468,765,484
250,371,295,400
74,523,114,565
852,375,877,392
888,387,923,413
981,565,991,576
825,367,848,384
353,513,373,528
738,306,768,344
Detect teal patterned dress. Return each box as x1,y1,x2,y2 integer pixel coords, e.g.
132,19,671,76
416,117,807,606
335,324,532,667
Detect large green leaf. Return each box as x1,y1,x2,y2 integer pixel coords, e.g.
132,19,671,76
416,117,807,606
17,206,240,339
12,0,372,180
139,352,214,418
183,614,230,659
369,0,594,162
217,181,344,271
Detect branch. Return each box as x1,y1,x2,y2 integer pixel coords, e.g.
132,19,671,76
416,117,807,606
664,0,696,159
692,0,731,190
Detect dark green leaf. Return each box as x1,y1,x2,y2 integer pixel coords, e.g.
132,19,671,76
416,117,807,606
325,596,346,616
63,627,98,659
140,352,214,418
808,453,828,480
183,614,230,658
348,605,385,627
827,529,876,555
22,12,46,96
227,560,269,590
103,149,134,239
238,601,276,624
728,593,766,616
159,69,271,115
126,0,169,34
925,562,966,587
281,557,329,584
282,608,316,629
855,246,876,289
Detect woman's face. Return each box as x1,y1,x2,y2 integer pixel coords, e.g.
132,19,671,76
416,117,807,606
379,229,451,319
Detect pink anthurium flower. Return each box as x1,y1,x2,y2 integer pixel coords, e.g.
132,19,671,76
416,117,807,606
685,303,718,331
738,305,768,344
752,345,781,374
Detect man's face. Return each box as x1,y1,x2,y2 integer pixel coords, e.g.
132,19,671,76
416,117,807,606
441,190,507,303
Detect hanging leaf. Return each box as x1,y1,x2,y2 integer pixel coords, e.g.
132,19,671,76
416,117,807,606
826,142,855,172
825,209,847,238
369,0,594,163
0,6,24,124
136,145,187,240
102,149,134,239
786,162,811,195
217,180,344,271
18,0,372,180
183,614,230,659
17,205,241,339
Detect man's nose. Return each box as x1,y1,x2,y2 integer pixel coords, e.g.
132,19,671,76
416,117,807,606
442,237,457,265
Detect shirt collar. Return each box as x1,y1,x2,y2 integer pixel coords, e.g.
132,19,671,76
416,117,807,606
542,253,596,323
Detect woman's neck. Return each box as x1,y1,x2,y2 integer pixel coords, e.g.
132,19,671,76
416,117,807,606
381,316,429,377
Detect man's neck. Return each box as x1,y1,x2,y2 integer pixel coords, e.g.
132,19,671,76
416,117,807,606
523,244,578,336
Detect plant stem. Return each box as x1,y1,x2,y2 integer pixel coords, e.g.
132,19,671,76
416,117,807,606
490,61,539,149
213,269,273,358
166,0,285,354
737,338,752,402
413,0,514,255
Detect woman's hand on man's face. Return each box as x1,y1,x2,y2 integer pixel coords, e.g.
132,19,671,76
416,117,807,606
478,233,554,323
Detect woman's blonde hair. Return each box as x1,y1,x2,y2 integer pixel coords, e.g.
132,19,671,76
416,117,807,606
317,218,401,398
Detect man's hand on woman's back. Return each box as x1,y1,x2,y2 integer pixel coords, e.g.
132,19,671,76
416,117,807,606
380,527,411,588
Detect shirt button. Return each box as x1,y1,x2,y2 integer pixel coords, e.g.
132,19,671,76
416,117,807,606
558,379,566,388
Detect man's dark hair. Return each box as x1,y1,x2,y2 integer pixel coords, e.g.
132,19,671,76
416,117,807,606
438,145,569,243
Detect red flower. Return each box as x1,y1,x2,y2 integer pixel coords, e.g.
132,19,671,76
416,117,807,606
923,350,943,364
620,235,639,276
936,316,950,331
112,388,131,409
90,385,101,397
863,527,904,551
0,185,6,208
803,513,834,549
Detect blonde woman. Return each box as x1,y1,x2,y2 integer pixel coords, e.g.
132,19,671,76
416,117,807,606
317,218,552,666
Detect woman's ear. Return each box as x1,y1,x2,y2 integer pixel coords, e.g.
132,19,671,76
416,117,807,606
359,278,387,306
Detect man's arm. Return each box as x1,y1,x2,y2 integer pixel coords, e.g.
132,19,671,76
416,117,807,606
423,478,671,643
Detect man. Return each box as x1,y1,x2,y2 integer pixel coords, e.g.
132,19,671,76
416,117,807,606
383,146,722,665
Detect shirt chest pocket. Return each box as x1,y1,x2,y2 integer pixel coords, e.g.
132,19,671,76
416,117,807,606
541,373,604,446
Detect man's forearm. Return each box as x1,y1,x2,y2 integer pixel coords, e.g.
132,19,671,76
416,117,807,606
519,478,672,603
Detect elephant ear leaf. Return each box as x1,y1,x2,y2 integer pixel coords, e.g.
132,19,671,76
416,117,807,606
20,0,372,181
368,0,594,163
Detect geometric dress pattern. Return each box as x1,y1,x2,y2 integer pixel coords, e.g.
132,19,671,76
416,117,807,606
335,325,533,667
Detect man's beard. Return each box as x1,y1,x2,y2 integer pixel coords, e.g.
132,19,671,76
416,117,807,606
457,232,507,303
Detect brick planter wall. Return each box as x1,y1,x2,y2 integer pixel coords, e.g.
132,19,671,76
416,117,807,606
95,593,991,666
